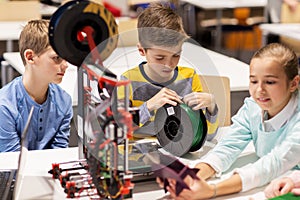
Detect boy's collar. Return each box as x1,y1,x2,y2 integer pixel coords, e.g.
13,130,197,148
138,61,178,87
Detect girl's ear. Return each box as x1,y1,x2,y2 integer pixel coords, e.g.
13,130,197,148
24,49,35,64
290,75,300,92
137,43,146,56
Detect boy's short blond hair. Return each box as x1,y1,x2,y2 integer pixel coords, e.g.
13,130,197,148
137,2,188,48
19,19,50,65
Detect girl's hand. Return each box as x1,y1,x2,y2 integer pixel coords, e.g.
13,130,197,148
264,177,294,198
156,177,164,188
292,187,300,196
167,176,215,200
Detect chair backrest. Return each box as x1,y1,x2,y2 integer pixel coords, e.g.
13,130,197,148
117,18,138,47
199,75,231,126
280,3,300,57
281,3,300,23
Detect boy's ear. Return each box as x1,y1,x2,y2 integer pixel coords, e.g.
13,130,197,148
137,43,146,56
24,49,35,63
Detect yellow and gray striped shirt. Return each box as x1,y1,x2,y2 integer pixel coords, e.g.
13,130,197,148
119,62,219,140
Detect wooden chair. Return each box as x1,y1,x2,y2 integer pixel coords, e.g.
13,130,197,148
199,75,231,126
281,3,300,23
279,3,300,57
117,18,138,47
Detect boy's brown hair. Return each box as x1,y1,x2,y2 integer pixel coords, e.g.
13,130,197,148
19,19,50,65
137,2,188,48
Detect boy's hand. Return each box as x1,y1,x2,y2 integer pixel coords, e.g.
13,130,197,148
146,88,182,112
183,92,216,114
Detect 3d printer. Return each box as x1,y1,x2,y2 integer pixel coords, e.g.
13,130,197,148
47,0,208,199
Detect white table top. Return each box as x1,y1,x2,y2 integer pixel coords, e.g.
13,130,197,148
0,127,269,200
40,3,58,17
0,21,25,41
0,3,57,41
179,0,267,10
104,42,249,91
259,23,300,41
3,42,249,108
0,3,56,52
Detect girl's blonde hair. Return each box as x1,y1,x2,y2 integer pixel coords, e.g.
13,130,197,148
252,43,299,81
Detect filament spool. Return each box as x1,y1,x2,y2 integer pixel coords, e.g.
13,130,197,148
49,0,118,66
155,104,207,157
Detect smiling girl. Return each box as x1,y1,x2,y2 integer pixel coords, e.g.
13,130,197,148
165,43,300,199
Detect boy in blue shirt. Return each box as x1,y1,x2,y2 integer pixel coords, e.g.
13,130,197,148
0,19,73,152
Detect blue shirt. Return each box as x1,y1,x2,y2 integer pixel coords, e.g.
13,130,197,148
0,76,73,152
201,91,300,191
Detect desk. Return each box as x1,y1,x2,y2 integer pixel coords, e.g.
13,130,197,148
3,42,250,92
40,3,58,18
0,21,26,87
0,4,57,52
0,21,25,52
179,0,267,51
0,127,270,200
259,23,300,45
104,42,249,91
3,42,249,115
